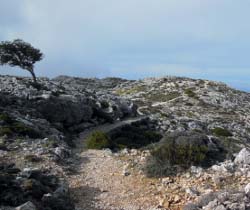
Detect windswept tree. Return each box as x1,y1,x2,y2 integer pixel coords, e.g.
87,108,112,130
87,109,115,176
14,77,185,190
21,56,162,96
0,39,43,83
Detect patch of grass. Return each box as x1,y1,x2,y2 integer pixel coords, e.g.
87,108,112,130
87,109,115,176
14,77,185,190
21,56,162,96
212,127,233,137
115,85,147,95
146,92,180,102
11,122,41,138
184,88,196,98
86,131,111,149
0,112,42,138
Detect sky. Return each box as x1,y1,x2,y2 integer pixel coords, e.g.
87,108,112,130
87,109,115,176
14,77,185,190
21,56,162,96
0,0,250,91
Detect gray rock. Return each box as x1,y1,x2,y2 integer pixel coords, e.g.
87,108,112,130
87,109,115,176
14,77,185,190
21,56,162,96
234,148,250,165
183,203,199,210
245,183,250,197
20,168,39,178
190,166,203,175
197,192,218,207
54,147,70,159
226,203,246,210
214,205,226,210
15,201,37,210
203,199,218,210
186,187,199,196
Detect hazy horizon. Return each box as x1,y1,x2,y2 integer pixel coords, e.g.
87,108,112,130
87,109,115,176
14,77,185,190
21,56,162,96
1,1,250,92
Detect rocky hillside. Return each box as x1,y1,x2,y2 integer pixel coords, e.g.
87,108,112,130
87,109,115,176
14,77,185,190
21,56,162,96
113,77,250,151
0,75,250,210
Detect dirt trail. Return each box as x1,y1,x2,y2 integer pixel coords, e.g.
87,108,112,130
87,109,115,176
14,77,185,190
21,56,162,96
67,117,164,210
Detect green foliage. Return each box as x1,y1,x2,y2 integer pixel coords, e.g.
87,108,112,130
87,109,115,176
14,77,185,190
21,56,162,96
86,131,111,149
100,100,109,109
0,113,41,138
212,127,233,137
115,85,147,95
0,113,13,124
0,127,12,136
0,39,43,82
11,122,41,138
146,92,180,102
85,122,162,151
184,88,196,97
109,124,162,150
151,138,208,167
143,132,219,177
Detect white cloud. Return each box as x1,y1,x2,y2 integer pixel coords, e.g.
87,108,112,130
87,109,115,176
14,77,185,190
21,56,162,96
0,0,250,91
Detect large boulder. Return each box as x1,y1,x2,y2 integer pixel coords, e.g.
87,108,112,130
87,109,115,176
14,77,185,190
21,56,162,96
234,148,250,165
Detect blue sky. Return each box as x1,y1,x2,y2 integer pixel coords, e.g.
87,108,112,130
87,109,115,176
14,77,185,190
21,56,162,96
0,0,250,91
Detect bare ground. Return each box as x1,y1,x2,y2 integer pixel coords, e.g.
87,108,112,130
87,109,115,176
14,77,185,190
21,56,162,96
66,118,172,210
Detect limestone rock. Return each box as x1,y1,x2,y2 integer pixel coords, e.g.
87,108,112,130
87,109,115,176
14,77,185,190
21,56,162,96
15,202,37,210
234,148,250,165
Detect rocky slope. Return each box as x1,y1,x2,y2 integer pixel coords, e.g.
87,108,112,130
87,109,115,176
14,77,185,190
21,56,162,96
0,75,250,210
113,76,250,151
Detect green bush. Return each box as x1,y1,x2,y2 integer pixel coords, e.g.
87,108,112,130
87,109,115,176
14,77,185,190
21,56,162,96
11,122,41,138
0,127,12,136
0,117,41,138
108,124,162,150
151,138,208,167
146,92,180,102
143,131,225,177
0,113,14,124
185,89,196,97
100,100,109,109
212,127,233,137
86,131,111,149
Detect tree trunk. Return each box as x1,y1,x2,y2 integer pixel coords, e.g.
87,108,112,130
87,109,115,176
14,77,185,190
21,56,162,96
28,69,37,83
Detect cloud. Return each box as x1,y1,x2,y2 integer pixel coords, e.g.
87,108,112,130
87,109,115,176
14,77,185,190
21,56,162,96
0,0,250,91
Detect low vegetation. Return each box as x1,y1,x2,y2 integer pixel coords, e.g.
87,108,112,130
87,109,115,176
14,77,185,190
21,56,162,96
108,123,162,150
184,88,196,98
86,121,162,151
86,131,111,149
212,127,233,137
0,113,41,138
144,131,226,177
146,92,180,102
115,85,147,95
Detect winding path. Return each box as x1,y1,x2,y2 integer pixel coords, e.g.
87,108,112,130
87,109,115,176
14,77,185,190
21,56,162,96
67,117,163,210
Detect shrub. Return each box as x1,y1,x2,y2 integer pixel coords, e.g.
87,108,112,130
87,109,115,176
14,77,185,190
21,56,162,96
151,136,208,167
11,122,41,138
0,113,13,124
86,131,111,149
0,117,41,138
108,124,162,150
100,100,109,109
144,131,226,177
146,92,180,102
0,127,12,136
212,127,233,137
185,88,196,97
